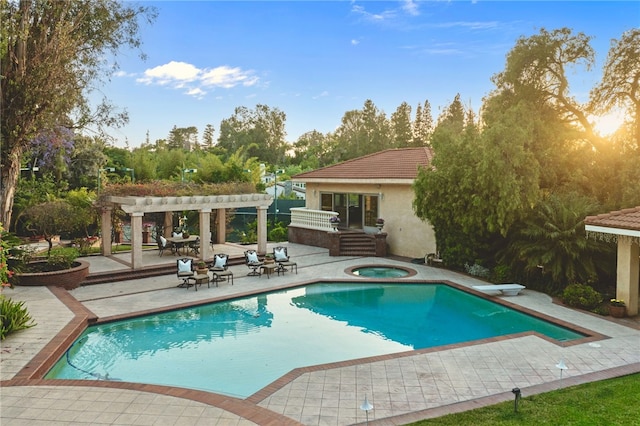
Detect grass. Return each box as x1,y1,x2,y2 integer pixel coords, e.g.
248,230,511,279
408,373,640,425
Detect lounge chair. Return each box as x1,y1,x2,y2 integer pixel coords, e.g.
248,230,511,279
244,250,263,276
209,253,233,286
273,246,297,275
176,258,194,288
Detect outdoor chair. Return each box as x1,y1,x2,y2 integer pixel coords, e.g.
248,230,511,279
157,235,168,257
273,246,297,275
209,253,233,286
176,258,194,288
244,250,264,276
189,237,200,256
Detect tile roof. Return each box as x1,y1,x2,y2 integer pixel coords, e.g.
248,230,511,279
584,206,640,232
293,147,434,180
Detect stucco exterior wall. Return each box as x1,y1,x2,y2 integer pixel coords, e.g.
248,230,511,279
303,182,436,258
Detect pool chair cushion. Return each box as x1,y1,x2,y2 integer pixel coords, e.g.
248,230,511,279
178,259,192,274
274,247,289,262
246,251,259,264
213,254,227,269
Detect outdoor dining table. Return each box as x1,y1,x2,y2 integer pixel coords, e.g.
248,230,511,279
166,235,199,256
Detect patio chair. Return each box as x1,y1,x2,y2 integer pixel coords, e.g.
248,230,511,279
209,253,233,286
176,258,194,288
273,246,297,275
188,237,200,256
157,235,168,257
244,250,264,276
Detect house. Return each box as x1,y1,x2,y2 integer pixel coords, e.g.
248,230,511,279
585,206,640,316
291,147,436,258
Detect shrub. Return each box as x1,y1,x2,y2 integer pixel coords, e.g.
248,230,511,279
269,223,288,242
46,247,80,270
464,263,491,279
0,295,36,340
562,283,603,310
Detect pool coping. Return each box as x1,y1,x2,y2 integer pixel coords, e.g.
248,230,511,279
2,277,638,425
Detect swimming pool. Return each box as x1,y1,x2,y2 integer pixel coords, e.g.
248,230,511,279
46,282,585,398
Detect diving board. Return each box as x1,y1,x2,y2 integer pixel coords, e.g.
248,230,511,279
472,284,526,296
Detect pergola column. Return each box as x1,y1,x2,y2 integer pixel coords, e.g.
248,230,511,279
100,205,113,256
217,208,226,243
199,208,212,261
163,212,173,237
130,212,144,270
617,237,639,316
257,206,268,255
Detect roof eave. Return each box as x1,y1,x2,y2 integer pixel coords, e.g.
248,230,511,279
585,224,640,238
293,178,415,185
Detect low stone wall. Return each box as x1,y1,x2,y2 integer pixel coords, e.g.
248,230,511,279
288,226,331,249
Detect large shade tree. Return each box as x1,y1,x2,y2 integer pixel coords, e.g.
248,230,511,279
1,0,157,227
589,28,640,150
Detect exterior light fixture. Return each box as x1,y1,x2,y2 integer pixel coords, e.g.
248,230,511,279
556,359,568,380
181,168,197,182
511,387,521,412
122,167,135,183
360,395,373,424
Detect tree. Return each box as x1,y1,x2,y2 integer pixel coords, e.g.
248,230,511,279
1,0,157,227
293,130,330,169
390,102,413,148
334,100,390,160
217,105,286,165
167,126,199,150
499,192,613,294
67,135,109,189
590,28,640,149
491,28,600,148
202,124,215,149
22,200,81,255
412,100,433,146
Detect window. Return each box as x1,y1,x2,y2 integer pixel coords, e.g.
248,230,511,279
321,192,379,229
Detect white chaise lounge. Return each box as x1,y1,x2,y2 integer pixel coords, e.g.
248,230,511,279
472,284,526,296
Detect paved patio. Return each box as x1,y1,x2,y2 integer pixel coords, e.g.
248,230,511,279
1,242,639,425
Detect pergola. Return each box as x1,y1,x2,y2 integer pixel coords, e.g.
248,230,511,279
585,206,640,316
99,194,274,270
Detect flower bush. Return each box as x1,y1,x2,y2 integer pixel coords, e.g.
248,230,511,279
1,223,37,340
1,224,14,290
561,283,603,310
376,218,384,225
610,299,626,307
329,216,340,224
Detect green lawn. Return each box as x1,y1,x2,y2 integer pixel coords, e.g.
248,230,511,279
409,373,640,425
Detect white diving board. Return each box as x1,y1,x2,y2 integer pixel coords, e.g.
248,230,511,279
472,284,526,296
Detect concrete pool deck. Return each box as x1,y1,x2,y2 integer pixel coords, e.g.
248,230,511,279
2,242,639,425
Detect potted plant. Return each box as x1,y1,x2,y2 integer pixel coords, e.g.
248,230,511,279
196,260,208,274
264,253,275,264
609,299,626,318
376,218,385,232
329,216,340,231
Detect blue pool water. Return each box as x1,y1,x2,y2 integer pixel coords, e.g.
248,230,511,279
46,283,584,398
352,266,410,278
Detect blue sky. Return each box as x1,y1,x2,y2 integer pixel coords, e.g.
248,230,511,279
101,1,639,148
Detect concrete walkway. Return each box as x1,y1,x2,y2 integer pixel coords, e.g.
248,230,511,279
2,242,639,425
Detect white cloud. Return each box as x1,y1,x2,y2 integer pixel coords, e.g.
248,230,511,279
136,61,258,98
313,91,329,99
401,0,420,16
351,39,360,46
201,65,258,88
